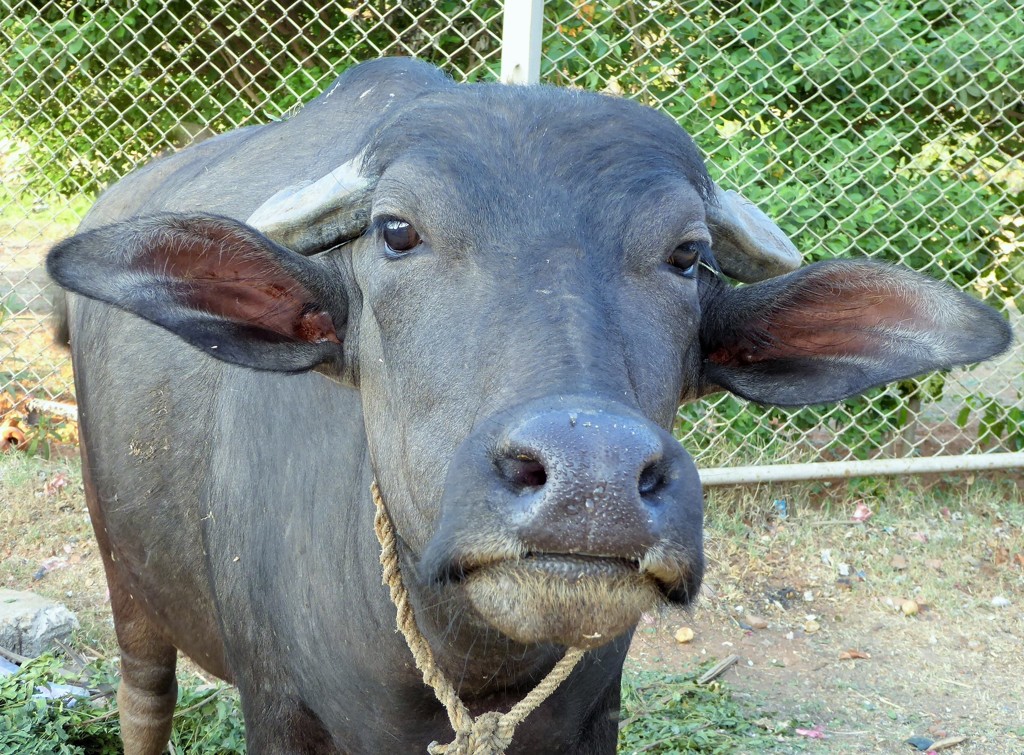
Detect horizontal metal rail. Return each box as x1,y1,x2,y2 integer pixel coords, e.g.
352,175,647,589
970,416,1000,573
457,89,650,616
699,452,1024,486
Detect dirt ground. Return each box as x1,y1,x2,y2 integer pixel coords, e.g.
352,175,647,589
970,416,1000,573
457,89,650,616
629,480,1024,754
630,598,1023,754
2,451,1021,754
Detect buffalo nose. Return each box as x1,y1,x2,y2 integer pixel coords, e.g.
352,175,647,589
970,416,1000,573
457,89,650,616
495,408,684,557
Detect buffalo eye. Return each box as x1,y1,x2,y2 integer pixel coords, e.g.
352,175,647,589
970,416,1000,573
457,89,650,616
667,241,706,279
382,219,421,256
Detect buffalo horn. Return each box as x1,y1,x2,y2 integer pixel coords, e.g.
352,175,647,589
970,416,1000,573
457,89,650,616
706,185,801,282
246,151,373,255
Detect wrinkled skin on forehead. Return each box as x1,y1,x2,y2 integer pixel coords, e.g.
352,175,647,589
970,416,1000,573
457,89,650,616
355,85,716,547
46,58,1010,754
341,86,719,658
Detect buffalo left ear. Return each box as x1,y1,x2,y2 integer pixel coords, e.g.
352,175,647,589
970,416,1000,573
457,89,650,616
47,214,347,373
699,260,1012,406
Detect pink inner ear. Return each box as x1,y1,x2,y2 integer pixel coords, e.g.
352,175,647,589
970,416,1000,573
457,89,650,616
709,273,923,368
139,222,341,345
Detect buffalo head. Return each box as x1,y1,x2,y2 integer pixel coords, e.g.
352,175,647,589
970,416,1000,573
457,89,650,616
48,59,1010,653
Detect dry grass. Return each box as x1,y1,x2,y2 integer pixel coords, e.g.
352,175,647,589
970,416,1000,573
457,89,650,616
630,474,1024,753
0,452,112,653
3,448,1022,753
701,474,1023,622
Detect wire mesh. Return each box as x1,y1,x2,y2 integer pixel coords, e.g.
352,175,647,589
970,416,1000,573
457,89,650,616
1,0,503,403
1,1,1021,466
540,0,1023,465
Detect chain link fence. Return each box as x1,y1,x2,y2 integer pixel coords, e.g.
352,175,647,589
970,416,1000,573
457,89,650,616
2,1,1022,466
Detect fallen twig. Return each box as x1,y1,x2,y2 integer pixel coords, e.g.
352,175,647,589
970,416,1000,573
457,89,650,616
77,707,120,725
939,678,971,689
930,735,968,751
848,687,907,712
53,638,89,672
0,645,31,665
697,654,740,685
173,687,224,718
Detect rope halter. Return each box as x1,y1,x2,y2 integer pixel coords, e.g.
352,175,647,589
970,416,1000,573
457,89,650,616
371,480,586,755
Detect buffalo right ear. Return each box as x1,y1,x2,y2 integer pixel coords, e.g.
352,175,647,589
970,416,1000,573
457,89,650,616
47,214,347,373
698,260,1012,406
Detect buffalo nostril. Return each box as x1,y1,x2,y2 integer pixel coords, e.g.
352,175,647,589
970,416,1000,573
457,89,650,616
495,453,547,491
638,461,665,498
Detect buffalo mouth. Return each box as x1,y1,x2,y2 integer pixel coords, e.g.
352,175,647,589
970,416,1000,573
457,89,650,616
456,553,679,650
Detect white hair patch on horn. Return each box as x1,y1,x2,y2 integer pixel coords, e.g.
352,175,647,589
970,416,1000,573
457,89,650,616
707,186,802,283
246,151,372,254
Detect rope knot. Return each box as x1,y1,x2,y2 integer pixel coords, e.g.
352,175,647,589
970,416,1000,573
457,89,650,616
372,479,586,755
467,711,515,754
428,711,515,755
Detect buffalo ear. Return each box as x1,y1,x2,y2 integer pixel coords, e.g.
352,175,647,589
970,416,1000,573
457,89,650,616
47,214,346,373
699,260,1011,407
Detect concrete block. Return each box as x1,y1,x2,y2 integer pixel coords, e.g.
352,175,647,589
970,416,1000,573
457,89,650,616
0,589,79,657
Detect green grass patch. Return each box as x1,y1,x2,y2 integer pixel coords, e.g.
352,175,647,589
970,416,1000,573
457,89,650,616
0,184,90,245
0,653,245,755
618,665,788,754
0,652,792,753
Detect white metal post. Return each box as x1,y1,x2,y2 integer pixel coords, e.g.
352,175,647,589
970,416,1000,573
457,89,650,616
501,0,544,84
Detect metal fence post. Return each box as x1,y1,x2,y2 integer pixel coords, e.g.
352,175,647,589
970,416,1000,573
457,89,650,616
501,0,544,84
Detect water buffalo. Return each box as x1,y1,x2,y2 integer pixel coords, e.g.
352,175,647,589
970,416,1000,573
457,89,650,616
47,58,1010,754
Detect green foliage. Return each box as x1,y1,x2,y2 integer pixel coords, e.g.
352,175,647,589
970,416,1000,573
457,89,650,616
3,0,1020,455
0,653,245,755
20,414,63,459
618,665,786,753
2,654,787,753
2,0,501,196
543,0,1023,308
547,0,1022,456
957,392,1024,451
167,687,246,755
1,654,118,755
677,373,948,463
9,406,82,459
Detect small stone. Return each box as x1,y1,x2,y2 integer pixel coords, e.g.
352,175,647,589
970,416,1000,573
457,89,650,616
991,596,1011,608
891,555,909,570
803,620,821,634
900,599,920,616
838,563,851,577
906,735,934,751
0,589,79,657
674,627,695,644
803,590,814,602
746,615,769,630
